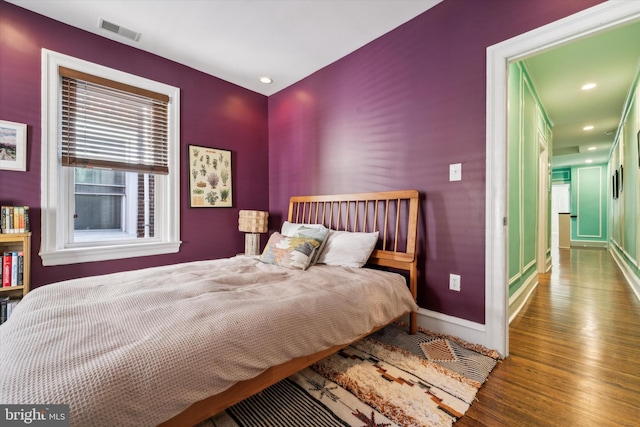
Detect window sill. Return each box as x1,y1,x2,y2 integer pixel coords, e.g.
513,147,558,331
39,241,181,266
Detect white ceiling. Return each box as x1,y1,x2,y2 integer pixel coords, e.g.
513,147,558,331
524,20,640,168
6,0,442,96
7,0,640,168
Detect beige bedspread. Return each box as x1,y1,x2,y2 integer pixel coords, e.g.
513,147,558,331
0,256,417,426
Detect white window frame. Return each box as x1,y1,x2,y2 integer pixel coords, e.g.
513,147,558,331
40,49,181,266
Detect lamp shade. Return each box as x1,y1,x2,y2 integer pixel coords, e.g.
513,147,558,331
238,210,268,233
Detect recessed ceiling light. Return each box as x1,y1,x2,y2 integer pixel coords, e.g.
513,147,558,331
259,77,273,84
581,83,597,91
583,125,594,131
588,146,596,151
585,159,593,163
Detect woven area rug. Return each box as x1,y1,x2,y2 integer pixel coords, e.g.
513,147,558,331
198,323,500,427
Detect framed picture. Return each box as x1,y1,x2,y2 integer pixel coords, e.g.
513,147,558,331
619,165,623,193
188,145,232,207
0,120,27,171
637,130,640,168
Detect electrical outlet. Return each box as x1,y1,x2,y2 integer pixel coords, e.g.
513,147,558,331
449,274,461,291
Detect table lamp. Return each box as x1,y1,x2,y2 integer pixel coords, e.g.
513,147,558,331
238,210,269,255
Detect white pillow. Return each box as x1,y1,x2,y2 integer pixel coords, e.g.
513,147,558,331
315,230,379,268
280,221,329,265
281,221,326,236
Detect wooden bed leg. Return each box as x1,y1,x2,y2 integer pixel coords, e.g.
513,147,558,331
410,311,417,334
409,263,418,335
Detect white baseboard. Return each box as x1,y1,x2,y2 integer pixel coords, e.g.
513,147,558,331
609,246,640,302
570,240,607,248
508,272,538,324
415,308,487,348
412,270,539,351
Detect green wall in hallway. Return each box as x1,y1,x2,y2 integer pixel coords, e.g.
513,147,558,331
570,164,608,244
508,63,552,299
551,165,608,247
610,74,639,277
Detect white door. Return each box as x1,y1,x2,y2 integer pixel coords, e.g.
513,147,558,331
551,183,570,244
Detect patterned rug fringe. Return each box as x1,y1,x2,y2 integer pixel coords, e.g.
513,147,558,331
396,321,503,360
312,360,435,427
363,337,483,389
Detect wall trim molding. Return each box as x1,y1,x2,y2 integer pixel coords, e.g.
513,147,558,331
610,245,640,302
576,165,604,238
508,272,522,285
570,240,608,248
610,240,639,267
508,271,538,323
415,308,487,347
523,258,536,273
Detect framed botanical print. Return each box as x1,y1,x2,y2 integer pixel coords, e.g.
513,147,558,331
188,145,232,207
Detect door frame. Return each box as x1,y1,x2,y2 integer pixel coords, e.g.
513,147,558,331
538,132,549,273
485,1,640,357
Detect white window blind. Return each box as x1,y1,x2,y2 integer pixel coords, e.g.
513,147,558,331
59,66,170,174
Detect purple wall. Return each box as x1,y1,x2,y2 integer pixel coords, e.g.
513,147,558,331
268,0,604,323
0,1,269,288
1,0,607,324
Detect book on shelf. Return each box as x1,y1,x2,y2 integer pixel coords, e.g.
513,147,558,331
17,251,23,286
0,296,7,324
0,205,30,234
0,296,19,325
2,253,10,288
1,251,23,287
11,251,18,286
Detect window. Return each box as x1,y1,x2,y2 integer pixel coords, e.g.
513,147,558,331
41,50,181,265
73,169,154,242
74,169,127,234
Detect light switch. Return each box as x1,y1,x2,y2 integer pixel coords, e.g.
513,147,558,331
449,163,462,181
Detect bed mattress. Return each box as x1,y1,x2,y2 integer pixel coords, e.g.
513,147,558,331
0,256,417,426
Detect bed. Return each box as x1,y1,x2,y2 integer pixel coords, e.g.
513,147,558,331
0,190,420,427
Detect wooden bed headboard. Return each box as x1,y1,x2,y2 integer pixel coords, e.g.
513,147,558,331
288,189,420,333
161,190,419,427
160,190,421,427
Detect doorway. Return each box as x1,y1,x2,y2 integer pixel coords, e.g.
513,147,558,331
485,1,640,357
537,134,549,273
551,184,570,249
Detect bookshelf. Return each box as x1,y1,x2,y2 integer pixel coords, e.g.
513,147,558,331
0,232,31,299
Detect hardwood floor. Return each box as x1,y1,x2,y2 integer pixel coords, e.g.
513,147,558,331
458,247,640,426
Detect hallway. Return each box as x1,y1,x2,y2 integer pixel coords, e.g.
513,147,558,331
458,247,640,426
